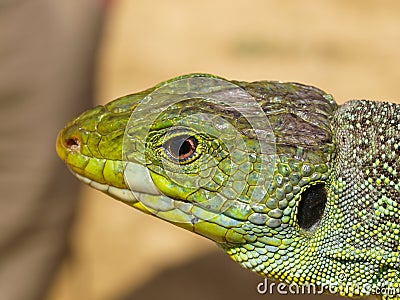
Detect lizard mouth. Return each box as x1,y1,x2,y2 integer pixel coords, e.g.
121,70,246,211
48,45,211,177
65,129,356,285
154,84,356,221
57,127,163,204
72,171,141,203
62,156,163,205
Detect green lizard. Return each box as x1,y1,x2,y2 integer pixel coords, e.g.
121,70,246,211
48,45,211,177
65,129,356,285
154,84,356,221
56,74,399,299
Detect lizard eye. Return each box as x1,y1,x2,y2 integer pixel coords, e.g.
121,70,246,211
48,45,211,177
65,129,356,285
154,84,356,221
163,135,198,163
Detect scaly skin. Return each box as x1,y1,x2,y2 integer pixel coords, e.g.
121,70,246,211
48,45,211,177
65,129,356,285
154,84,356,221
56,74,400,299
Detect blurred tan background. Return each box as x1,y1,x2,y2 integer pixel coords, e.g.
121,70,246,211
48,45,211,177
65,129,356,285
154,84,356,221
46,0,400,299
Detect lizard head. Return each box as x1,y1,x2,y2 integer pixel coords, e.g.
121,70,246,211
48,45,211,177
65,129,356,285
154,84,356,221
56,74,399,298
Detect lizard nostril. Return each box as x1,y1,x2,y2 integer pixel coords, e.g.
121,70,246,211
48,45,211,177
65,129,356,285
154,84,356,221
65,137,80,151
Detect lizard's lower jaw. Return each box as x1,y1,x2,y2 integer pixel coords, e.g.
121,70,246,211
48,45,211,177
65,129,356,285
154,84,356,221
68,168,160,216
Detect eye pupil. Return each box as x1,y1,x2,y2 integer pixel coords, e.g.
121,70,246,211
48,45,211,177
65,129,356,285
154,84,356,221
179,140,193,157
165,135,198,162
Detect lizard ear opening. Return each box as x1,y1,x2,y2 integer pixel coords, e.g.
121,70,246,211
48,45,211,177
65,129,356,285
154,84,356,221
297,183,327,231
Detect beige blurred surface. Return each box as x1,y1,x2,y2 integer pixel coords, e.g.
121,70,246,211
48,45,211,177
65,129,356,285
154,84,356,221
48,1,400,299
